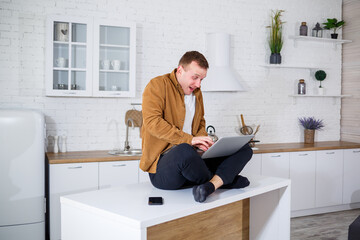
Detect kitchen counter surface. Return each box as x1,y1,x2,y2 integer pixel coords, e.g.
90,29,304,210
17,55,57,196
60,175,290,239
47,141,360,164
47,150,141,164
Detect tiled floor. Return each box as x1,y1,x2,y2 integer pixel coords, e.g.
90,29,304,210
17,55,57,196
291,209,360,240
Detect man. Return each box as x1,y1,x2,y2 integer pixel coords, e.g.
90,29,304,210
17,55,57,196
140,51,253,203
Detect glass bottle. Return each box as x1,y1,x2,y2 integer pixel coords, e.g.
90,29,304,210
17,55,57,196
298,79,306,95
300,22,308,36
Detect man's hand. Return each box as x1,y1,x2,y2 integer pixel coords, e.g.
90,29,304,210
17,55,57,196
191,136,214,152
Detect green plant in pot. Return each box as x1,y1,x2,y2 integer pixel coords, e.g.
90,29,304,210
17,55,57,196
315,70,327,95
267,10,285,64
322,18,345,39
298,117,324,144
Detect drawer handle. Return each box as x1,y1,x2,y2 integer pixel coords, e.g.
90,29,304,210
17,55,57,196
299,153,308,156
271,155,281,158
68,166,82,169
112,164,126,167
353,150,360,153
326,152,335,154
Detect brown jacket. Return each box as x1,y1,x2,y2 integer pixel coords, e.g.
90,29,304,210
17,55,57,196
140,69,208,173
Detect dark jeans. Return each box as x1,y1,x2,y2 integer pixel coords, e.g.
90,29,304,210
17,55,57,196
149,143,253,190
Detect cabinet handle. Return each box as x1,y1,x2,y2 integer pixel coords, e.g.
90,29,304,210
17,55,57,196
353,150,360,153
271,155,281,158
64,92,76,95
299,153,308,156
326,152,335,154
112,164,126,167
68,166,82,169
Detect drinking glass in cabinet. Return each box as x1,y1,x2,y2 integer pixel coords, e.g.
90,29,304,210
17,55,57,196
99,25,130,73
53,70,68,90
71,71,86,90
99,72,129,91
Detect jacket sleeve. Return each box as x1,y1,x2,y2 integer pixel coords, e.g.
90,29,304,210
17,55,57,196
142,78,193,145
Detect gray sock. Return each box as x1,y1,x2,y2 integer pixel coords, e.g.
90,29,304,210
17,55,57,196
192,182,215,203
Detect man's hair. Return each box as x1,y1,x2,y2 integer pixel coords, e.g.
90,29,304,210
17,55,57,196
178,51,209,69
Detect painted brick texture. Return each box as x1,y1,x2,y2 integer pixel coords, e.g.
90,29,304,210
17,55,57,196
0,0,343,151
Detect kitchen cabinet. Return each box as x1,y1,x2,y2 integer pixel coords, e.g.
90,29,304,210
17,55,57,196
46,16,136,97
46,16,93,97
290,151,316,211
99,160,139,189
50,162,98,240
343,148,360,204
315,150,343,208
139,167,150,183
93,19,136,97
241,153,261,176
49,159,140,239
261,152,290,179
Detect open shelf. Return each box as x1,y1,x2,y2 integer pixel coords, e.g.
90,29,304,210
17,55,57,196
289,35,352,44
260,64,321,70
289,35,352,49
289,94,352,105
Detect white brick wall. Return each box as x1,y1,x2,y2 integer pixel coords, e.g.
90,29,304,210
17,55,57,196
0,0,344,151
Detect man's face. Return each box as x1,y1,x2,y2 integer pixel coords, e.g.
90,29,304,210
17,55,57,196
177,61,207,95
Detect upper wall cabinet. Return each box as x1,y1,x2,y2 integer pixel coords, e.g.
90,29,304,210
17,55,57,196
46,16,93,97
93,20,136,97
46,16,136,98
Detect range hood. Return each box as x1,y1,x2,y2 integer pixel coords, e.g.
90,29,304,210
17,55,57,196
201,33,245,92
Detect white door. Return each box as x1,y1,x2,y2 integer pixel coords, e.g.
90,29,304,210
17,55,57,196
315,150,343,207
290,151,316,211
262,152,290,178
93,19,136,97
46,16,93,97
50,162,98,240
138,160,150,183
343,148,360,204
99,161,139,189
0,110,45,226
241,153,262,176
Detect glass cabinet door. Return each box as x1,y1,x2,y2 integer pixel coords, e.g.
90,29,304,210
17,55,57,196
46,17,93,96
93,20,136,97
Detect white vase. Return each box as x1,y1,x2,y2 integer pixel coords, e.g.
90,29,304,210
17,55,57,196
53,136,59,153
318,87,324,95
60,135,67,153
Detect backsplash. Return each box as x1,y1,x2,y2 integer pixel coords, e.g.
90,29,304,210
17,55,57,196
0,0,343,151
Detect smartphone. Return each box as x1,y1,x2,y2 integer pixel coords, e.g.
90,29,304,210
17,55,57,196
148,197,163,205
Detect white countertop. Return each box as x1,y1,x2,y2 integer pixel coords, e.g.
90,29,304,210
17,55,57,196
60,175,290,229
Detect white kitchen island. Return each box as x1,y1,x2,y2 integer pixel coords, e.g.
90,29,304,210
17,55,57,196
60,175,290,240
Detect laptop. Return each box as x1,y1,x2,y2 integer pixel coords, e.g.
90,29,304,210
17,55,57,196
200,135,254,159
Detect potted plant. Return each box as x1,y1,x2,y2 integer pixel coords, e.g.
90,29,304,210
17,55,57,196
267,10,285,64
322,18,345,39
314,70,327,95
298,117,324,144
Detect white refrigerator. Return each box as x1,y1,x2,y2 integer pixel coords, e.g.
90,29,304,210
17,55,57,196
0,109,45,240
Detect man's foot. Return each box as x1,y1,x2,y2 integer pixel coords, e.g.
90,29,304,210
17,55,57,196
221,175,250,189
192,182,215,203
